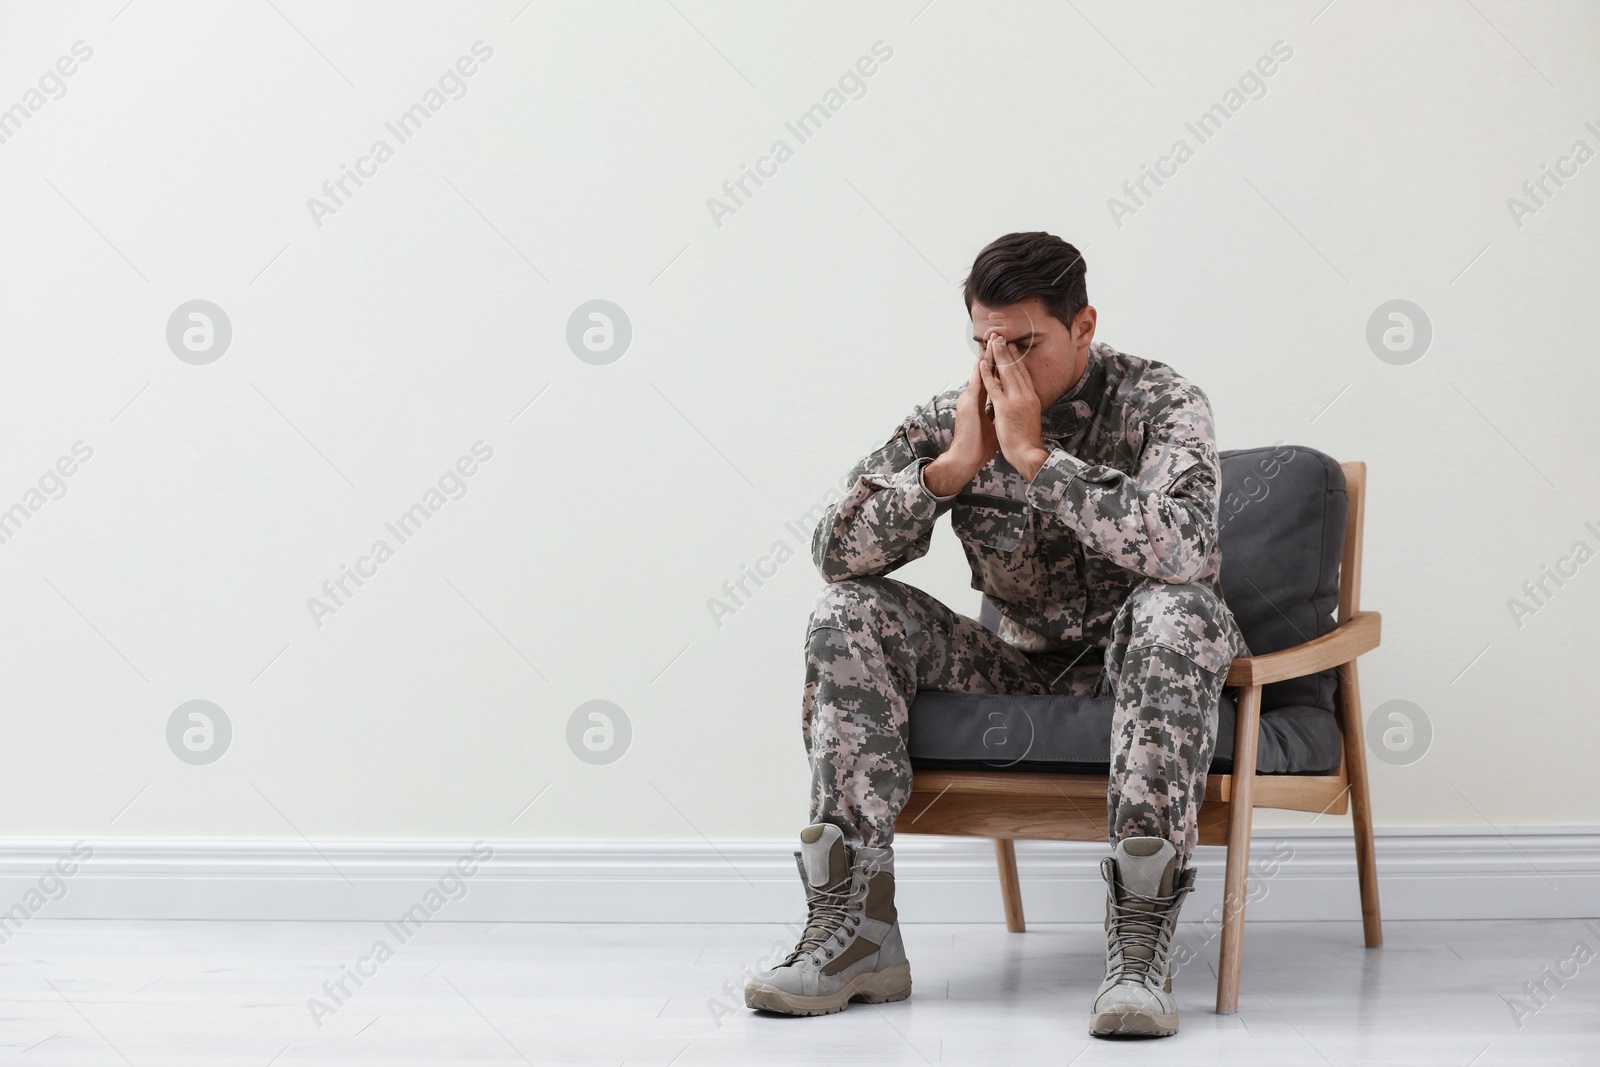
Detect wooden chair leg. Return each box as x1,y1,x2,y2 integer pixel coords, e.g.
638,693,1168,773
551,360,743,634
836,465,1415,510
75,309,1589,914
1337,660,1383,948
1216,683,1261,1015
994,838,1025,932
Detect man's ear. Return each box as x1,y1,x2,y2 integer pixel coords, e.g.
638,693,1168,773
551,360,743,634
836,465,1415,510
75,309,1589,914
1074,305,1097,349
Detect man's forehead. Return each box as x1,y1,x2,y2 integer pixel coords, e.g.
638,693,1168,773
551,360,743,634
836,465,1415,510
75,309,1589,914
970,301,1044,337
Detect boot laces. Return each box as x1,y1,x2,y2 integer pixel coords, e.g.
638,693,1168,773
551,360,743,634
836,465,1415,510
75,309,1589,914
783,864,868,966
1105,878,1188,985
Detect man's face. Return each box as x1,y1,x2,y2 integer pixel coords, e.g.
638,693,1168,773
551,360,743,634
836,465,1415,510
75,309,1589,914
968,297,1094,406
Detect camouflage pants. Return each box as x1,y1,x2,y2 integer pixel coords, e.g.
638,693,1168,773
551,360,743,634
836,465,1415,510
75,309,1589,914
802,576,1239,862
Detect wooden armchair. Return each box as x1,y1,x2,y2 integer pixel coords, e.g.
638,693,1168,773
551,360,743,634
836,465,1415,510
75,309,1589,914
899,454,1381,1014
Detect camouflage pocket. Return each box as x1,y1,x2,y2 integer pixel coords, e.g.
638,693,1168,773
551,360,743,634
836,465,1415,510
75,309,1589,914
950,494,1028,552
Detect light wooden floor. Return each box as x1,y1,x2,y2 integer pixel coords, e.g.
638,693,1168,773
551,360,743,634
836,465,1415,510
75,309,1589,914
1,918,1595,1064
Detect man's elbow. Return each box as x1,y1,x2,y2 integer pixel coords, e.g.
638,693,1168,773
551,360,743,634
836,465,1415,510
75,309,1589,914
812,542,887,584
816,557,854,583
817,551,887,583
1146,539,1211,584
810,521,839,581
1151,558,1204,584
811,537,858,583
1140,506,1214,583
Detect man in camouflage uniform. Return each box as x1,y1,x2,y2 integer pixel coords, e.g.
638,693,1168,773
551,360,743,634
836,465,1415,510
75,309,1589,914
744,232,1247,1037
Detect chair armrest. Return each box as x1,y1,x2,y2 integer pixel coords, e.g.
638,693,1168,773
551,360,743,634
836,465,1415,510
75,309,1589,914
1225,611,1380,687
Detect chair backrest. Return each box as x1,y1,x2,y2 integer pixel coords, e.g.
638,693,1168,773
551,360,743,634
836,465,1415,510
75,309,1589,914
974,445,1356,717
1216,446,1349,714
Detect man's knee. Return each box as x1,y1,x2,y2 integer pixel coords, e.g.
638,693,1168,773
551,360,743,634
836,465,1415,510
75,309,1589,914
1117,580,1233,677
809,575,904,633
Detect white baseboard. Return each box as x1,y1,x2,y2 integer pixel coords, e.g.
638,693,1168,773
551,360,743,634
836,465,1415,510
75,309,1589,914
1,828,1596,925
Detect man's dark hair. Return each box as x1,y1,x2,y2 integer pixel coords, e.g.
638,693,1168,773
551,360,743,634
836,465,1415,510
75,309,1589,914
963,231,1088,328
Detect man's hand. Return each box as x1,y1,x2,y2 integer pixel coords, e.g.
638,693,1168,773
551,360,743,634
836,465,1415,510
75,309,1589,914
924,358,999,497
978,333,1051,481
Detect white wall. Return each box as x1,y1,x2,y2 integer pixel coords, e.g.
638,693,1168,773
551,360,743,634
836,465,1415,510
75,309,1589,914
0,0,1596,845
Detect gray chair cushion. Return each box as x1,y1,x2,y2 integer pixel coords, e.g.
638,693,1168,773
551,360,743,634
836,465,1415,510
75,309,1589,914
1217,445,1348,715
908,692,1343,776
907,445,1349,777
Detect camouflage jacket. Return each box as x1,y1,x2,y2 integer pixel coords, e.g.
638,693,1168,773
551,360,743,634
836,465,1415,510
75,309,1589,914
811,340,1246,664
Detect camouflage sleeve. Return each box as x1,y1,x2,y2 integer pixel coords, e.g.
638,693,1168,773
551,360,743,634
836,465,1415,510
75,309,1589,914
1025,382,1220,584
812,396,956,582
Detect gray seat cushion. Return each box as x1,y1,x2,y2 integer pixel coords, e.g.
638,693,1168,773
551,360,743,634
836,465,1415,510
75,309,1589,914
907,445,1350,777
908,690,1343,775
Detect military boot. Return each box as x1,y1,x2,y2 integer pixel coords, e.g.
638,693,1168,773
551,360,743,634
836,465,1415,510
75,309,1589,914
1088,836,1196,1038
744,823,911,1016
